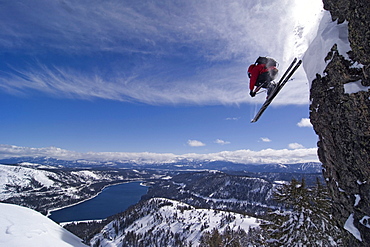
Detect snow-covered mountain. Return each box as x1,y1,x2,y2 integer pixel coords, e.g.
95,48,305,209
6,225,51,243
0,161,322,216
0,156,323,173
0,202,87,247
0,144,319,165
0,163,165,214
90,198,260,247
0,162,325,246
0,164,56,201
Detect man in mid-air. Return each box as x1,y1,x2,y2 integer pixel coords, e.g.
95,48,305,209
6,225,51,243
248,56,278,98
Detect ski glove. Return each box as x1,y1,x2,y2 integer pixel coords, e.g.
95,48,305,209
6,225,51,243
250,90,256,97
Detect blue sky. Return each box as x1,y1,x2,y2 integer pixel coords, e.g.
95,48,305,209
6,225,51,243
0,0,324,162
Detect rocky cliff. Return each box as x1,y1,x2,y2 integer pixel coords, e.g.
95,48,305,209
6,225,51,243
309,0,370,246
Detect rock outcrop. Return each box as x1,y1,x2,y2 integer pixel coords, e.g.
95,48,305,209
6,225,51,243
309,0,370,245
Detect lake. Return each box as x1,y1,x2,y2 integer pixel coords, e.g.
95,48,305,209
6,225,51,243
48,181,148,223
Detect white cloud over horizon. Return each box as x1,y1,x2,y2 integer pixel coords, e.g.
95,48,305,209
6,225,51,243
187,140,206,147
289,143,305,149
0,0,324,106
260,137,272,143
0,144,319,164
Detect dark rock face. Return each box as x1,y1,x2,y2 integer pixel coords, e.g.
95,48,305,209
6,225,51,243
323,0,370,83
310,0,370,245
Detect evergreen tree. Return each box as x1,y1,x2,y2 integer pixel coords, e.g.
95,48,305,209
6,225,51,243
262,178,342,246
199,228,223,247
199,226,266,247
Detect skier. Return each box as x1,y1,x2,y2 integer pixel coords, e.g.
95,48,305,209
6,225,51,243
248,57,278,98
250,57,302,123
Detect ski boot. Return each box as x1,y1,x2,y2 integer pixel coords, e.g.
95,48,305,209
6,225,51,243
266,82,277,99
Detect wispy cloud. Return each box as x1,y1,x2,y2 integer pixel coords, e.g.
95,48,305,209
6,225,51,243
0,144,319,164
0,0,324,105
0,1,299,57
187,140,206,147
0,62,253,105
225,117,239,121
297,118,313,127
214,139,230,145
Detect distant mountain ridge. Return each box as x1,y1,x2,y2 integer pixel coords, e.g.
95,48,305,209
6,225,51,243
0,156,322,173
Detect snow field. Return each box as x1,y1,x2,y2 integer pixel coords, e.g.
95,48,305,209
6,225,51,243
0,203,87,247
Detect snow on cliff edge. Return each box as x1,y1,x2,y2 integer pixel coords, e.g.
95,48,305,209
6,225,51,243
0,203,87,247
302,11,351,86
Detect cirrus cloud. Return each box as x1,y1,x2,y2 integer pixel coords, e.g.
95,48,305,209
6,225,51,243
0,0,324,106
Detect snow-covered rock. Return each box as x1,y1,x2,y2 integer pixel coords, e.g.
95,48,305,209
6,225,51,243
303,0,370,245
302,11,351,86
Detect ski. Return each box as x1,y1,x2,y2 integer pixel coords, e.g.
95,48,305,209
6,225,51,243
251,58,302,123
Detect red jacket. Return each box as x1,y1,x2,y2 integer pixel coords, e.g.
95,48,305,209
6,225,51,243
248,64,268,90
